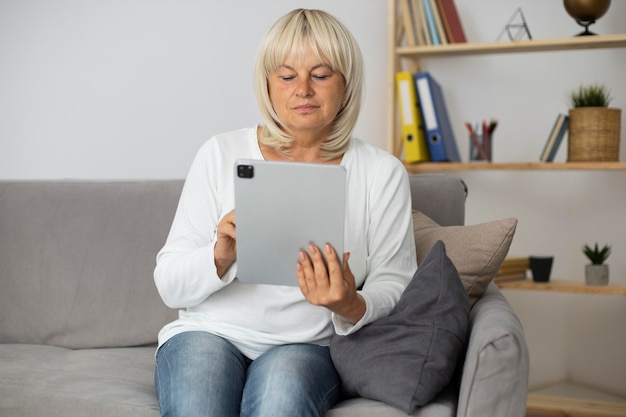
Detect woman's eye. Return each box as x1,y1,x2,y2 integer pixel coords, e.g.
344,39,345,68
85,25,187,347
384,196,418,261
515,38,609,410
280,75,295,81
313,74,330,80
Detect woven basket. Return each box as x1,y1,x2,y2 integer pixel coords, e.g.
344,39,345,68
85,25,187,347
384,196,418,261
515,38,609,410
568,107,621,162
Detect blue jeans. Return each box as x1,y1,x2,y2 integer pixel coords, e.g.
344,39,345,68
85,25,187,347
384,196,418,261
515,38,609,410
155,331,340,417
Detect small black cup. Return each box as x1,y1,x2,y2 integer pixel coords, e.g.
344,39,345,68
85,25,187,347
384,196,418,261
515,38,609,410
529,256,554,282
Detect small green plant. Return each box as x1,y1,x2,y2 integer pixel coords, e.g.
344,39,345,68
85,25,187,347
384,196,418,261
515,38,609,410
582,243,612,265
568,83,613,108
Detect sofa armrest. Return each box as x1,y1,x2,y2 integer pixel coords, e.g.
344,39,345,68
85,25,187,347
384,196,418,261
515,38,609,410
456,282,529,417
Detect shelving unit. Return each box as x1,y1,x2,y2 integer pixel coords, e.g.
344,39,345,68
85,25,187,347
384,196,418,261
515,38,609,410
497,279,626,296
387,1,625,415
527,382,626,417
404,161,626,173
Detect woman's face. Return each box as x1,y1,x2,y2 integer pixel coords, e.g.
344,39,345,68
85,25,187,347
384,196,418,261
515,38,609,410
268,45,346,142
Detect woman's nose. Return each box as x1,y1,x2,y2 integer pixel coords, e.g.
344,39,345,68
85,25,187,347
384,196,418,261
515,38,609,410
295,79,313,97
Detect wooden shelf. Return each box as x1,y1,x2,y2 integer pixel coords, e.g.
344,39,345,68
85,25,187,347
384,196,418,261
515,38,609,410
497,279,626,296
527,394,626,417
396,33,626,59
403,161,626,173
527,381,626,417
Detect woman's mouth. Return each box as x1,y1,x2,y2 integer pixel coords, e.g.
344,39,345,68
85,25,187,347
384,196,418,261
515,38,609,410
294,104,318,112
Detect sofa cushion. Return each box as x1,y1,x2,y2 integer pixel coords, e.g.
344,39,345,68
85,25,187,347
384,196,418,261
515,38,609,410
413,211,517,306
330,241,469,414
0,181,181,349
0,344,160,417
327,384,457,417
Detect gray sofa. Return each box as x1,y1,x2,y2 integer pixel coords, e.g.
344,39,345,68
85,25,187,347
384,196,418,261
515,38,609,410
0,174,528,417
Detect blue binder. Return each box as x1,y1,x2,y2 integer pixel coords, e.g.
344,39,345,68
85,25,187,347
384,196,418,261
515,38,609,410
414,72,460,162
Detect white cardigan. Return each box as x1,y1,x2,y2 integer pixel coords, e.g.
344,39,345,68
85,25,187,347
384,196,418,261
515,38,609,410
154,126,417,359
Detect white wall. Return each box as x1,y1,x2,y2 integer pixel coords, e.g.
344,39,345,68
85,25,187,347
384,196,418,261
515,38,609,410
0,0,388,179
2,0,625,398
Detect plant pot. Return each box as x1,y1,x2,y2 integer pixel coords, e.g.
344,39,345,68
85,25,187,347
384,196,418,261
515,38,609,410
585,264,609,286
530,256,553,282
568,107,621,162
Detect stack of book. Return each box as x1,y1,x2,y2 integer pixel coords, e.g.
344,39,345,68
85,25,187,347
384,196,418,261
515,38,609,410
399,0,467,46
495,256,530,283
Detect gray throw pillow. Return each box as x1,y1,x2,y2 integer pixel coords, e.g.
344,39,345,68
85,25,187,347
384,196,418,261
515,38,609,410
330,240,470,414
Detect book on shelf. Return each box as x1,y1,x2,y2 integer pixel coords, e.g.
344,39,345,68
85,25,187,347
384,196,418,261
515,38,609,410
540,114,569,162
421,0,442,45
498,259,530,274
495,271,527,282
435,0,467,43
400,0,466,45
396,71,430,162
429,0,448,45
399,0,418,46
411,0,428,45
495,256,529,282
415,0,432,45
500,256,530,269
414,71,460,162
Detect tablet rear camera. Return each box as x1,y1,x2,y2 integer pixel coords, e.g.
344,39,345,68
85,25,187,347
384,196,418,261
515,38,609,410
237,164,254,178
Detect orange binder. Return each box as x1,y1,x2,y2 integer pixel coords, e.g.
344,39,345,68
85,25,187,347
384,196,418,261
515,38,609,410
396,72,430,163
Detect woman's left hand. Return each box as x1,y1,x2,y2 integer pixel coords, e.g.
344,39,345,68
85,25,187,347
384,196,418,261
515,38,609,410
297,243,366,324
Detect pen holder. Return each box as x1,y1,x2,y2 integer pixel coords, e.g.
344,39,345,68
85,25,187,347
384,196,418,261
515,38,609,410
469,133,492,162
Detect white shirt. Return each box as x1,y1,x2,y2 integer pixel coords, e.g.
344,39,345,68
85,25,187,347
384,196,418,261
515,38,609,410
154,126,417,359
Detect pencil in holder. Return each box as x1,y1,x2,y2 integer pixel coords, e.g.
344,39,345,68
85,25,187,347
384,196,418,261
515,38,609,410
469,133,492,162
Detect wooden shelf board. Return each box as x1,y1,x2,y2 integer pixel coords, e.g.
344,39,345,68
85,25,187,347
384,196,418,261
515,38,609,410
527,381,626,417
497,279,626,295
396,34,626,58
403,161,626,173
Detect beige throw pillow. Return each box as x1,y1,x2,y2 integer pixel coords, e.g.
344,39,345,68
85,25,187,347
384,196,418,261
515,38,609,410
413,211,518,305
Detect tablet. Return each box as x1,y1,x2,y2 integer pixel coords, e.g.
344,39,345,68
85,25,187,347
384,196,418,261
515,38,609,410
234,159,346,286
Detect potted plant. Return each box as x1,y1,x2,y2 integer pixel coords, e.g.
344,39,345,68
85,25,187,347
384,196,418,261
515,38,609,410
582,242,611,286
567,83,621,162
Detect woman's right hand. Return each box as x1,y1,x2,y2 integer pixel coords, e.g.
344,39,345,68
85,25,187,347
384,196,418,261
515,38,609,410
214,209,237,278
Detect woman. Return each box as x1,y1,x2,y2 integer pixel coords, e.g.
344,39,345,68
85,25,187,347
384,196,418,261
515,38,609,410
154,8,417,417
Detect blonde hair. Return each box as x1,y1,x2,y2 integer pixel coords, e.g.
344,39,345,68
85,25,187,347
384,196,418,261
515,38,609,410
253,9,364,160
